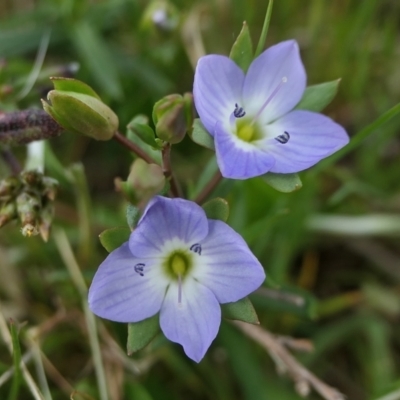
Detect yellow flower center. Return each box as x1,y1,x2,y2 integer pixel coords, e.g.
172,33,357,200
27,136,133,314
235,118,262,143
164,250,192,280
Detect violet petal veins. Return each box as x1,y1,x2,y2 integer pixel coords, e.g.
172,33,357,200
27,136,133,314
193,40,349,179
88,196,265,363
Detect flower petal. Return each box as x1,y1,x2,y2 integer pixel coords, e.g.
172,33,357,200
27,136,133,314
261,110,349,173
130,196,209,258
160,279,221,362
193,220,265,303
88,243,168,323
243,40,306,124
214,121,275,179
194,55,245,136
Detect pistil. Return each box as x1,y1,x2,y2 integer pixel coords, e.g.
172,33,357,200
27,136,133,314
251,77,287,125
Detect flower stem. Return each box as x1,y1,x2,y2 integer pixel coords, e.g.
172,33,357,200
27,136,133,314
113,131,155,164
161,143,182,198
194,169,223,204
255,0,274,58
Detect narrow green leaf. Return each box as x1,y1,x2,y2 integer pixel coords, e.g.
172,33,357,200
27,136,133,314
222,297,259,325
261,172,302,193
188,119,215,150
229,22,253,72
127,314,160,355
99,227,130,253
295,79,341,112
254,0,274,57
312,101,400,173
9,320,22,400
202,198,229,222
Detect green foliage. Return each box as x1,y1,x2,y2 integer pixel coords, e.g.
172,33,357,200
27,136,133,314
229,22,253,72
202,197,229,222
2,0,400,399
221,297,259,324
295,79,341,112
261,172,302,193
99,227,130,252
127,315,160,355
188,119,215,150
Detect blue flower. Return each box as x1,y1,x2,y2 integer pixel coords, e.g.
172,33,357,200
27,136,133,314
89,196,265,362
193,40,349,179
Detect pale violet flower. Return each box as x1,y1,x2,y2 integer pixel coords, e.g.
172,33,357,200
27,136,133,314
88,196,265,362
193,40,349,179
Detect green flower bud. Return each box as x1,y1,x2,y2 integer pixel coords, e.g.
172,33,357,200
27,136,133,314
115,159,165,206
42,77,119,141
153,94,188,144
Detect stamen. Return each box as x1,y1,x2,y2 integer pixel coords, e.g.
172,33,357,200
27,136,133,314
233,103,246,118
275,131,290,144
134,263,145,276
190,243,202,255
178,275,182,304
251,77,288,125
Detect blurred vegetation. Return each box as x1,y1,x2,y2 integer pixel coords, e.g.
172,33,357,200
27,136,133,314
1,0,400,399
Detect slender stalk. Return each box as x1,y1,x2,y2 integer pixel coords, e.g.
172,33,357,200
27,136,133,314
54,229,110,400
254,0,274,57
194,170,223,204
113,131,155,164
161,143,182,198
0,304,45,400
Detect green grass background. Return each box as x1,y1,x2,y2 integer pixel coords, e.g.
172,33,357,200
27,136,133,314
1,0,400,399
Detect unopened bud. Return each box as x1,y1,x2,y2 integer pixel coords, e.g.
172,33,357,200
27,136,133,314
42,77,119,141
153,94,188,144
116,159,165,206
41,177,58,201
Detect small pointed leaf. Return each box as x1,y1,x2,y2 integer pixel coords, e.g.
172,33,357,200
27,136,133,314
99,227,130,253
295,79,341,112
126,204,140,230
50,77,101,99
262,172,302,193
202,198,229,222
127,117,160,149
127,314,160,355
189,119,215,150
229,21,253,73
221,297,259,324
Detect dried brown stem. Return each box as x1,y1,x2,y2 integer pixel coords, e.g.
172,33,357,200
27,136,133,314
233,321,345,400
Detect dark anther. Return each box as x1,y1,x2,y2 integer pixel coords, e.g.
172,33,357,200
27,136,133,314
275,131,290,144
134,263,145,276
190,243,202,255
233,103,246,118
